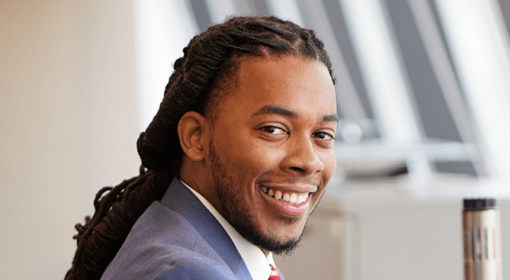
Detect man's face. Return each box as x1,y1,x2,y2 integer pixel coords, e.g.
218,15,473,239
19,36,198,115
203,55,337,254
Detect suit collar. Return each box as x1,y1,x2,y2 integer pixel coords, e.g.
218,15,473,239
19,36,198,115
160,178,252,279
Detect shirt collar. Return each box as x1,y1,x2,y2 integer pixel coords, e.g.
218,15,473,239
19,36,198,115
181,180,274,280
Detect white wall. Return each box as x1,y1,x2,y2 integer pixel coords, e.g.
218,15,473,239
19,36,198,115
0,1,141,279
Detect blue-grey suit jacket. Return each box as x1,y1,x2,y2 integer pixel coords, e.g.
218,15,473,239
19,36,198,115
101,178,255,280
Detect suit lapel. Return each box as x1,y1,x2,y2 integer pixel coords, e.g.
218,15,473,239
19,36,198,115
160,178,252,280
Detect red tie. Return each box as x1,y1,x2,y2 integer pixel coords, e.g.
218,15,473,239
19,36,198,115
269,265,281,280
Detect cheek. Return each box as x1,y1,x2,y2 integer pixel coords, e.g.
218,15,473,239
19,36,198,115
217,132,283,173
228,147,283,179
321,150,337,181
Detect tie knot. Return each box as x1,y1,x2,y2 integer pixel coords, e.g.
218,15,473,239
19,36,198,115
269,265,281,280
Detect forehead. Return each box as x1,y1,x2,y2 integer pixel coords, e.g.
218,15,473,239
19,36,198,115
215,56,337,121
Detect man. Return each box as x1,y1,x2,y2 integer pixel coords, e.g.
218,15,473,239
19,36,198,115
66,16,338,280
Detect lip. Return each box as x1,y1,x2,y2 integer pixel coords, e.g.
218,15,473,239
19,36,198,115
277,195,310,216
259,185,312,217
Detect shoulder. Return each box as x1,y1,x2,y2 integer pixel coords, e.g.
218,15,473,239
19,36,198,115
102,202,238,280
103,246,238,280
154,258,237,280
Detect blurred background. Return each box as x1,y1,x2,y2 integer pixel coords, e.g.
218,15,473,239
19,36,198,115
2,0,510,279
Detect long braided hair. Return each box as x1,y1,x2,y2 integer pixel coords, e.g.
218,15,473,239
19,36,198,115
65,16,334,280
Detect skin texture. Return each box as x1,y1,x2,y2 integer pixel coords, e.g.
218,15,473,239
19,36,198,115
179,55,338,255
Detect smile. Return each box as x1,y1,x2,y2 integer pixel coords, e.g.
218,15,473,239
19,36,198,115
261,186,309,206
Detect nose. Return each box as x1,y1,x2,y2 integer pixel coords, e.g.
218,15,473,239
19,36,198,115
281,136,325,175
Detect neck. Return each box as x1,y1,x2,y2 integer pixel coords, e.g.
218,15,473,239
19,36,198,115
261,248,270,257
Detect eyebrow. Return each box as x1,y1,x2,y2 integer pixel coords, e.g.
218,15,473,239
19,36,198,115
252,105,340,123
323,114,340,123
253,105,297,118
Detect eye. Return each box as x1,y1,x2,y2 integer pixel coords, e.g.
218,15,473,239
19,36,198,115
260,126,287,135
313,131,335,141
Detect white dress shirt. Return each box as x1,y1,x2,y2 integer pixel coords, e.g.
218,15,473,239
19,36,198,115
181,180,274,280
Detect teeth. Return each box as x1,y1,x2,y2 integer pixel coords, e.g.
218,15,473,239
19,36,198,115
262,187,309,205
296,194,306,204
268,189,274,197
290,193,297,204
274,191,282,200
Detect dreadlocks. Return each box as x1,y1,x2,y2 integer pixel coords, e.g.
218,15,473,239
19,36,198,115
65,16,334,280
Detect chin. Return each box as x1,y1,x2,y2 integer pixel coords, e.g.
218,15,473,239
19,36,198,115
263,225,307,256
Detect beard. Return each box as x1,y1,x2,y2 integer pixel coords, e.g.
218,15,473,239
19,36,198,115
208,139,303,255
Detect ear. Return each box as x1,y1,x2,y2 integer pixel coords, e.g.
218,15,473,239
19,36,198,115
177,111,209,162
